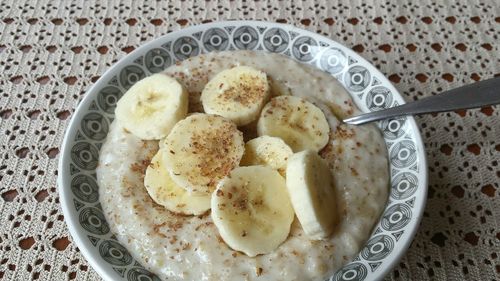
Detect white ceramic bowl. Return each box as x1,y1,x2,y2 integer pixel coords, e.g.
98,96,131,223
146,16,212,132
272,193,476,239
58,21,427,281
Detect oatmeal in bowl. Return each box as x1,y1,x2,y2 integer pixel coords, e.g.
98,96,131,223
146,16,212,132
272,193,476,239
58,21,427,281
97,50,389,280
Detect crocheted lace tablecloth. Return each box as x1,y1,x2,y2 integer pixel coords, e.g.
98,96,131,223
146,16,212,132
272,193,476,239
0,0,498,280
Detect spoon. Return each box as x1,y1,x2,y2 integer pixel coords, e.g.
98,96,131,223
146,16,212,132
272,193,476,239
343,77,500,125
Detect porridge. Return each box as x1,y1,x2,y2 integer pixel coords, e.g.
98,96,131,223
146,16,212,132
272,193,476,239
97,50,389,281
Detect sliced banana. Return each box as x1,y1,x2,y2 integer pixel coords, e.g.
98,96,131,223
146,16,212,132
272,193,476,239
240,136,293,175
257,95,330,152
115,74,188,140
157,112,200,150
211,166,294,257
201,66,270,126
144,150,210,215
286,150,338,240
162,113,244,194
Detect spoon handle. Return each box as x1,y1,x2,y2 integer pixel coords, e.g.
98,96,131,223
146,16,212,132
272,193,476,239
343,77,500,125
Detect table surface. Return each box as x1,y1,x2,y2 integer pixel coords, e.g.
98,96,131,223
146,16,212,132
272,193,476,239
0,0,499,280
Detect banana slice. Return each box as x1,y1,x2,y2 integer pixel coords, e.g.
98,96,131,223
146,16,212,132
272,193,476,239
240,136,293,175
144,150,210,215
115,74,188,140
162,113,244,194
201,66,270,126
211,166,294,257
257,96,330,152
286,150,338,240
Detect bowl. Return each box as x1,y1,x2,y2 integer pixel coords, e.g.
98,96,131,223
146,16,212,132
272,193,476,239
58,20,427,281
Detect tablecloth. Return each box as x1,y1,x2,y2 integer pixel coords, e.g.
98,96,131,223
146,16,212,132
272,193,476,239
0,0,498,280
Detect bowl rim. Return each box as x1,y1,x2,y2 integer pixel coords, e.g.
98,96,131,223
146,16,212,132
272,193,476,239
58,20,428,281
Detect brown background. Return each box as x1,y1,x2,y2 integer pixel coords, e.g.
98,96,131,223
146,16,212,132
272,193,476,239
0,0,498,280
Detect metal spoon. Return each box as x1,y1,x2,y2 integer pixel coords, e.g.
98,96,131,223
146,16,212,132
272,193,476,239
343,77,500,125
